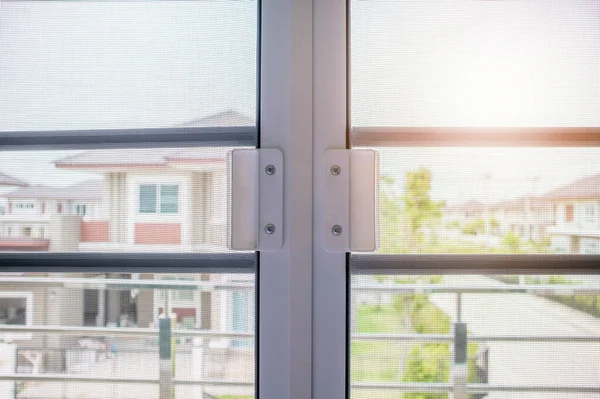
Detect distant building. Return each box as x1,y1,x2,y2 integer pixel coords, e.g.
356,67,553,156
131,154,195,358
544,173,600,254
53,147,227,252
444,200,485,227
0,181,104,251
488,196,553,241
0,171,29,216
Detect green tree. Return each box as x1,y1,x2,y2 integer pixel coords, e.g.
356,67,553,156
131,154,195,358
401,168,445,252
462,218,486,235
380,176,404,253
502,231,521,253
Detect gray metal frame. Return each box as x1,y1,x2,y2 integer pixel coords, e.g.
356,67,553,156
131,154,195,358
351,254,600,275
312,1,349,399
0,127,257,150
0,253,256,273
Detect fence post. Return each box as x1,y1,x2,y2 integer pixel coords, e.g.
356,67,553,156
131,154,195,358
453,322,467,399
159,318,173,399
192,337,205,398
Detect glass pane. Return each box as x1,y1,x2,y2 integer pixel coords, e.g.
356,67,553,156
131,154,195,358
373,147,600,254
160,185,179,214
350,1,600,128
0,148,236,253
349,273,600,399
140,185,158,214
0,272,255,399
0,1,257,132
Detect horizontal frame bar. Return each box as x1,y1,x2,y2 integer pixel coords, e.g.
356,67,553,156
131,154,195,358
351,333,599,343
352,283,600,294
351,127,600,147
0,374,253,388
0,276,254,291
351,382,600,393
468,384,600,394
0,126,257,150
0,325,253,339
351,254,600,275
0,252,256,273
351,382,452,392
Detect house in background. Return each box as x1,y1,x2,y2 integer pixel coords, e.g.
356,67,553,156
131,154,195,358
443,200,485,229
488,196,554,241
53,147,228,252
0,181,105,251
0,172,29,216
544,173,600,254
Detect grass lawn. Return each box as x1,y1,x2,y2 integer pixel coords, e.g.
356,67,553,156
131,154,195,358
351,304,408,382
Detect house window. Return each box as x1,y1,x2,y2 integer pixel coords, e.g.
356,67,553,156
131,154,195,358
139,185,157,213
139,184,179,214
0,292,33,340
584,204,596,225
580,239,600,255
22,227,32,237
565,204,574,222
160,185,179,214
57,203,62,214
0,294,29,325
76,204,87,216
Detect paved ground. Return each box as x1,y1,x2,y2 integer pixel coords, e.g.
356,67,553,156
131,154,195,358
430,275,600,399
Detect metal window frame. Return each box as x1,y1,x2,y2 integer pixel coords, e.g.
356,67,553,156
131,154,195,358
259,1,313,399
313,1,348,399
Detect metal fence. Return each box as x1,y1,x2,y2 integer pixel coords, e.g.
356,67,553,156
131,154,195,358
350,282,600,398
1,282,600,398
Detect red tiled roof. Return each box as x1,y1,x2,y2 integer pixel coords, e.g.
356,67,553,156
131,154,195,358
3,180,104,200
0,172,29,187
543,173,600,200
489,196,551,211
55,148,227,169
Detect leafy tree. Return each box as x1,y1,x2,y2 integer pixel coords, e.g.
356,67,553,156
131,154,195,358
380,176,404,253
502,231,521,253
462,218,486,235
401,168,445,252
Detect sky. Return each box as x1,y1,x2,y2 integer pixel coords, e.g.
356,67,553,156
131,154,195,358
350,0,600,127
0,0,257,131
0,1,599,201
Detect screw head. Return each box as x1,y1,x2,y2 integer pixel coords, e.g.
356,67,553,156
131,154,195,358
332,225,342,236
265,165,276,175
264,224,276,234
330,165,341,176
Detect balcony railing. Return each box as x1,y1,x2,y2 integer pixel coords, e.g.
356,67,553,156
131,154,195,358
350,282,600,398
0,276,255,399
0,281,598,398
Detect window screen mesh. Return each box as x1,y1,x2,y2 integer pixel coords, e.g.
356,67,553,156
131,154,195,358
372,148,600,255
350,273,600,399
0,272,255,399
0,148,240,253
350,0,600,129
349,1,600,397
0,1,257,132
